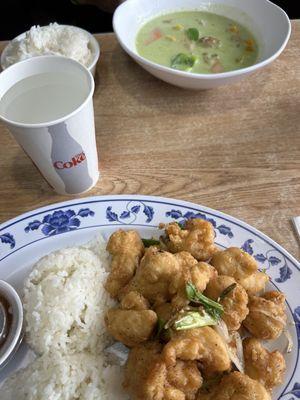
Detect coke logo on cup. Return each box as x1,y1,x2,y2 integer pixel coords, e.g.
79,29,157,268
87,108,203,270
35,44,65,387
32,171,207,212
53,152,87,170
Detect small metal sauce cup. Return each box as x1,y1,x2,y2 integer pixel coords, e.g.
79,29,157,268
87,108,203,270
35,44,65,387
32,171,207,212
0,280,23,370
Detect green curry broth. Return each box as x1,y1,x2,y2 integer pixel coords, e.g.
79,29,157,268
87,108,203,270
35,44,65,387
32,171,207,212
136,11,258,74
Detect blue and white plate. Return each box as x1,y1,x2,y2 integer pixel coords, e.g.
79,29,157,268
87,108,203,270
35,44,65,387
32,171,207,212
0,195,299,398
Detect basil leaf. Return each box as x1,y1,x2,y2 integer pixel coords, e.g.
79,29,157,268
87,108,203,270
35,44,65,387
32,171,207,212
174,311,217,330
219,283,237,301
171,53,198,71
155,317,166,338
186,27,199,41
142,238,160,247
186,282,223,319
186,281,197,300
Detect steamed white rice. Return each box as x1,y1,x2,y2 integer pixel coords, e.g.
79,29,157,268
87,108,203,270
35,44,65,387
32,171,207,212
24,235,113,355
3,23,93,69
1,351,125,400
2,235,128,400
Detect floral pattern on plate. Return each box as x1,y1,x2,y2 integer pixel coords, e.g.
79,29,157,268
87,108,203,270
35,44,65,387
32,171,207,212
0,195,299,399
24,208,95,236
0,233,15,249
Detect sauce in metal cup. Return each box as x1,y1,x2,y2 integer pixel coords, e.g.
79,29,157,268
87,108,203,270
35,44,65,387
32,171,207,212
0,280,23,370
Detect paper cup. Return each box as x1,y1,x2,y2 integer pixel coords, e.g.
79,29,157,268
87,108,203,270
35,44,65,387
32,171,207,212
0,56,99,195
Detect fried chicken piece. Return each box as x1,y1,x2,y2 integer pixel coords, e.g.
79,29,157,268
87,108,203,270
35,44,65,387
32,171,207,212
243,291,286,340
167,360,203,400
197,372,271,400
205,275,249,331
210,247,258,284
155,302,174,322
164,388,185,400
105,308,157,347
121,247,182,305
172,252,217,309
239,271,269,295
196,392,211,400
106,291,156,347
124,342,164,399
175,251,199,286
188,262,217,292
105,230,144,298
161,219,217,261
175,251,198,270
243,337,286,390
162,327,231,373
124,250,216,310
124,342,202,400
121,290,150,310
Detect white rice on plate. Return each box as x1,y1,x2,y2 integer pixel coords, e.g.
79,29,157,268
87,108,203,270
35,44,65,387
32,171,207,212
2,235,128,400
1,349,126,400
2,351,105,400
23,235,113,355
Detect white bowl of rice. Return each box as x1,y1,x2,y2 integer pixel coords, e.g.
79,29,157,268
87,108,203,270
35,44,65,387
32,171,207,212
0,23,100,77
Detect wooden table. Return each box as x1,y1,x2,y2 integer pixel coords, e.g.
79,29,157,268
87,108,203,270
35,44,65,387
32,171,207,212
0,22,299,260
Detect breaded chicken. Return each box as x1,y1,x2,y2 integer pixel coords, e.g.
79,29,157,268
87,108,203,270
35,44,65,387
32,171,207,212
172,252,217,309
196,392,212,400
123,249,217,310
124,342,202,400
205,275,249,331
189,262,217,292
121,247,182,305
197,372,271,400
167,360,203,400
162,327,231,373
155,302,174,322
210,247,257,284
243,291,287,340
243,337,286,390
124,342,164,399
121,290,150,310
239,271,269,295
105,230,144,298
161,219,217,261
175,251,199,270
105,308,157,347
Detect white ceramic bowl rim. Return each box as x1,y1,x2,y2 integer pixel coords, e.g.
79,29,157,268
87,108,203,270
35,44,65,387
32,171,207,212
0,280,23,369
113,0,291,80
0,24,100,72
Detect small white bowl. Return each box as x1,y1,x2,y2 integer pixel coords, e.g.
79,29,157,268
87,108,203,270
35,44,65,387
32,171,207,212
113,0,291,89
0,25,100,77
0,280,23,370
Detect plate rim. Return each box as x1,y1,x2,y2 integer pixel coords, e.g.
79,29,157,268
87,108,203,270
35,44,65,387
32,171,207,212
0,194,299,268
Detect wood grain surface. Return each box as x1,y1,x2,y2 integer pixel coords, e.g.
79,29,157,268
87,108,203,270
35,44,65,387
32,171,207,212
0,23,299,260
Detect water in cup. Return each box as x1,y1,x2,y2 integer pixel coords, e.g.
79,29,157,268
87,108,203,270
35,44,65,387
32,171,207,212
0,56,99,195
0,72,89,125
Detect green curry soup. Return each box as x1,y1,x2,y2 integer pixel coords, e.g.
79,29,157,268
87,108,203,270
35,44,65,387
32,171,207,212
136,11,258,74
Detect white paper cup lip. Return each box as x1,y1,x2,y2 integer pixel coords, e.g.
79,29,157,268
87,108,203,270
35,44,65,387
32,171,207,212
0,55,95,129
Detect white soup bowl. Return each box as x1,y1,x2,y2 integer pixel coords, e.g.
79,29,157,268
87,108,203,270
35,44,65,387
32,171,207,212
113,0,291,89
